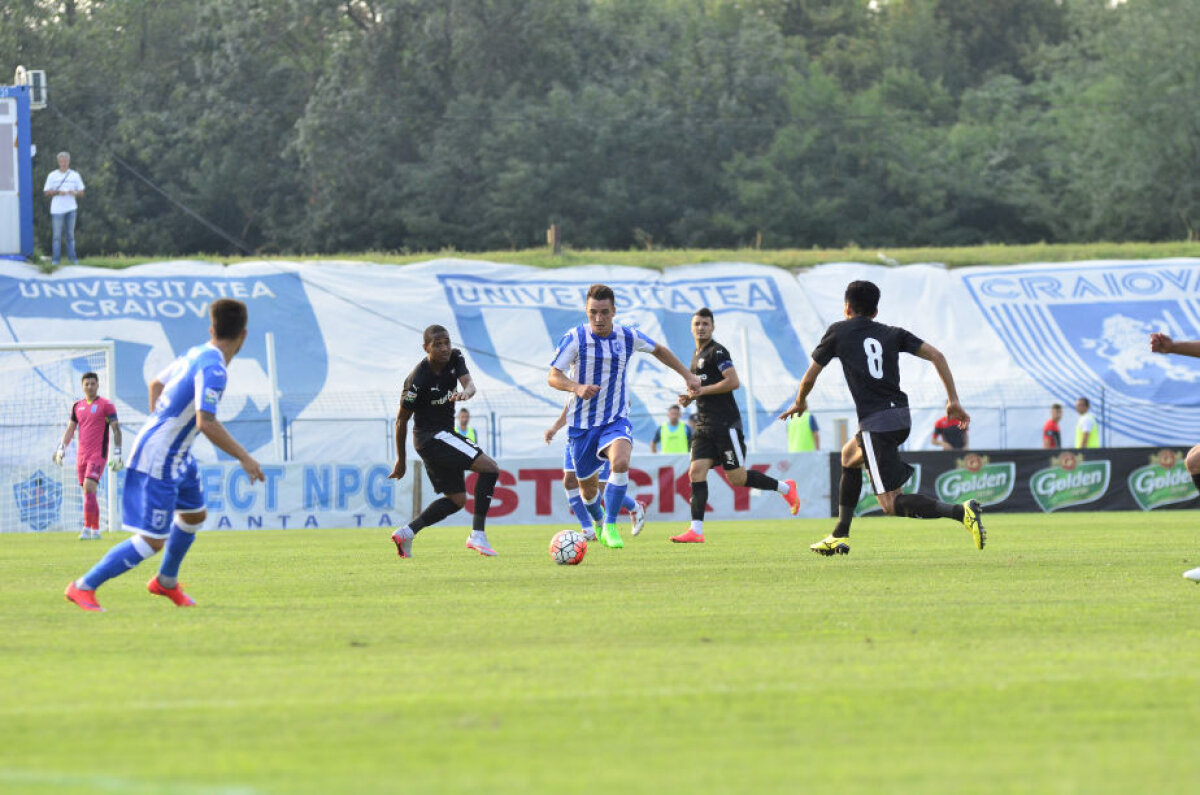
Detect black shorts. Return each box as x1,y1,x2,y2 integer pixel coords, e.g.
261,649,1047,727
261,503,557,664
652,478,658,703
691,426,747,471
416,430,483,495
857,427,914,495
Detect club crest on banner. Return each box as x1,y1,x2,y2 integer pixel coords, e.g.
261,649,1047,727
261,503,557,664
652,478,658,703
13,469,62,531
963,261,1200,445
438,273,810,439
0,269,328,454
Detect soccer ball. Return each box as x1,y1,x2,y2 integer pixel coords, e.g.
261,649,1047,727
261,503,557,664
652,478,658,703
549,530,587,565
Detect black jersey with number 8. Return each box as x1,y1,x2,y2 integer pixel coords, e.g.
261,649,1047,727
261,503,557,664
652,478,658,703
811,317,923,428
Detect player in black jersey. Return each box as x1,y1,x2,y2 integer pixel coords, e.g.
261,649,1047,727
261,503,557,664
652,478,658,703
670,307,801,543
388,325,501,558
779,281,984,555
1150,332,1200,583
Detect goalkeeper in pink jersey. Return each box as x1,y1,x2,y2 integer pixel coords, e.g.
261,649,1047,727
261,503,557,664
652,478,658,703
54,372,123,539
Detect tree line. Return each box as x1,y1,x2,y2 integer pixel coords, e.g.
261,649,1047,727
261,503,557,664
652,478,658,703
7,0,1200,257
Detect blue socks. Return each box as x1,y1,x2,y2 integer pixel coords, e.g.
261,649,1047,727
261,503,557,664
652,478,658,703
603,471,629,525
581,482,637,523
79,536,156,590
566,488,593,530
157,520,200,588
583,494,604,525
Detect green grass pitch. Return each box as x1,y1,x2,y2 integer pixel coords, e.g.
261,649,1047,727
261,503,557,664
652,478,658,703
2,511,1199,794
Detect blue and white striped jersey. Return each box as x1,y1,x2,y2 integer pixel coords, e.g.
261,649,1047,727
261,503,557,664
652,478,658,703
128,342,228,481
550,323,657,430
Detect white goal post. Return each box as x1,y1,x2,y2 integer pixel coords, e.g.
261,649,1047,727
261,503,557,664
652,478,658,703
0,341,119,534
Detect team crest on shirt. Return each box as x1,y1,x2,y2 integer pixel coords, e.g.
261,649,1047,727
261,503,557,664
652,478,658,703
963,261,1200,445
12,470,63,531
151,509,170,530
697,358,705,368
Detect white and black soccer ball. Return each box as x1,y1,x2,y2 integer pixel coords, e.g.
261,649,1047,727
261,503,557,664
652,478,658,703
549,529,587,565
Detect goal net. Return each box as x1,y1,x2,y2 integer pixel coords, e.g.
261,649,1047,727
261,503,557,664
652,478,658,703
0,342,119,534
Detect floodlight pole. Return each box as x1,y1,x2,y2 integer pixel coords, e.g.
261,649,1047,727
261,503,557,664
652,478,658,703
740,325,757,452
265,331,284,461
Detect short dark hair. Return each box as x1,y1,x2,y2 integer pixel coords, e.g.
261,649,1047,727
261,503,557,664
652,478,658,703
1077,397,1090,410
694,307,714,322
81,371,98,383
1051,403,1062,410
457,408,470,417
423,324,449,345
845,281,880,317
586,284,615,306
211,298,248,340
667,404,681,413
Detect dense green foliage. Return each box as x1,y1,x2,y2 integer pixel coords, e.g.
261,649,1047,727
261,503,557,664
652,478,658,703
8,0,1200,256
3,513,1199,792
76,239,1200,272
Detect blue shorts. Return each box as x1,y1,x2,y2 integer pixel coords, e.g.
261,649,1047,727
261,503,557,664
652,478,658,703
563,444,611,481
566,419,632,481
121,459,205,538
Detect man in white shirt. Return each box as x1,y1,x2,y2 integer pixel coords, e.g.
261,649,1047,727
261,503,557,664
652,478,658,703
42,151,86,265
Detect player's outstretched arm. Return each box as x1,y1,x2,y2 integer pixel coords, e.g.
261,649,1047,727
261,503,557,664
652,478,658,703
452,373,477,402
548,367,600,399
1151,333,1200,358
650,345,701,394
390,404,412,480
780,360,824,420
196,410,264,483
544,404,569,444
915,343,970,429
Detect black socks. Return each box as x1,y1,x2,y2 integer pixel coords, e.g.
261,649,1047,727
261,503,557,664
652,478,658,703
743,470,779,491
892,493,962,521
410,496,460,532
833,468,862,537
472,471,498,532
690,481,708,522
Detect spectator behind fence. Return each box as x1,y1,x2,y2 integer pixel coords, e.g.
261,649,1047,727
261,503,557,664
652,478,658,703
43,151,85,266
786,410,820,451
1043,403,1063,448
932,415,968,451
455,407,477,444
650,404,693,453
1074,397,1100,448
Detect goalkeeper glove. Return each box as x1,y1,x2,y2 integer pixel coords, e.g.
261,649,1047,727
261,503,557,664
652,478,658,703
109,448,124,472
53,444,65,466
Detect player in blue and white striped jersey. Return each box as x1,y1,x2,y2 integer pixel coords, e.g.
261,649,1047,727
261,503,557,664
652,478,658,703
65,299,265,612
549,284,700,548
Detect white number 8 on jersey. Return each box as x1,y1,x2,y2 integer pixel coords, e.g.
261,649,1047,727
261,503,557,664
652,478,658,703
863,337,884,379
